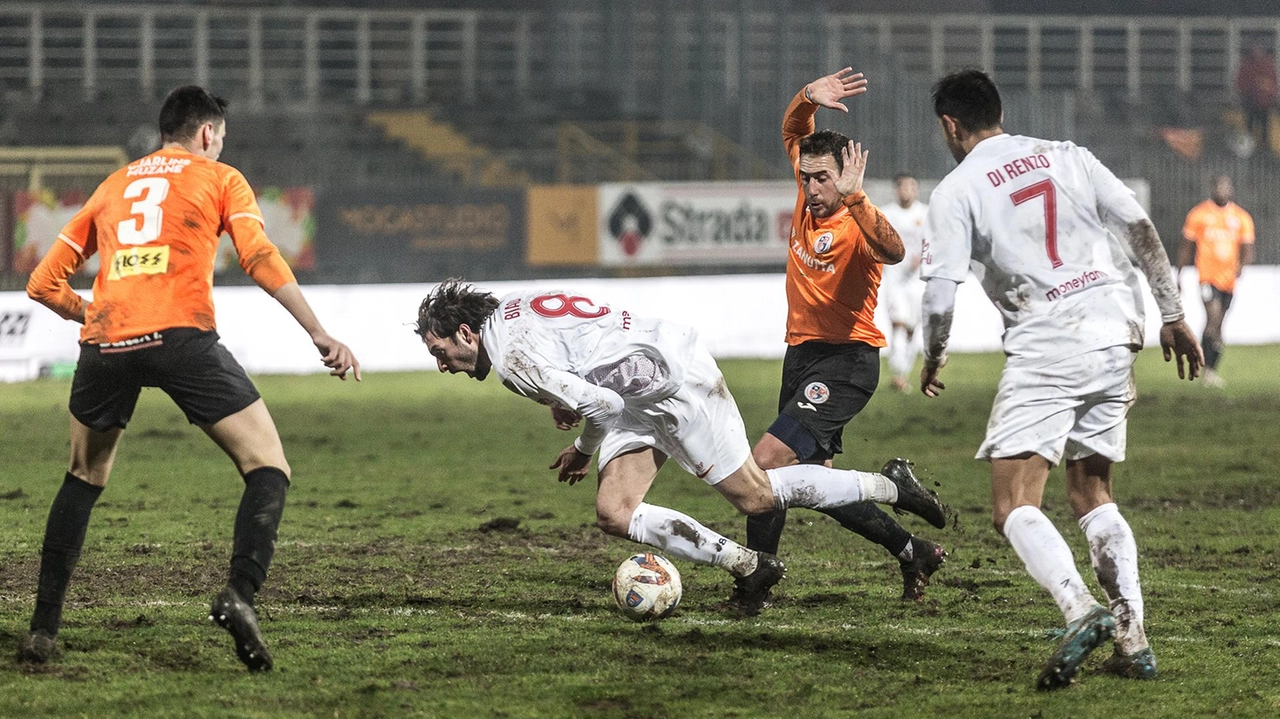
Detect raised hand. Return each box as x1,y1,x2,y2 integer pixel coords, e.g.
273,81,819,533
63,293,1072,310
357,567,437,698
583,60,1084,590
835,141,869,197
805,67,868,112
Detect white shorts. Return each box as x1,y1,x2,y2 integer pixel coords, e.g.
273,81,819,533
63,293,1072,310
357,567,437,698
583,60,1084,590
883,276,925,327
977,346,1136,466
597,343,751,485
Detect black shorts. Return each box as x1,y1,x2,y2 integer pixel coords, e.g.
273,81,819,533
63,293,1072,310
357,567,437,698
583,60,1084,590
1200,283,1234,312
69,328,261,433
771,340,879,462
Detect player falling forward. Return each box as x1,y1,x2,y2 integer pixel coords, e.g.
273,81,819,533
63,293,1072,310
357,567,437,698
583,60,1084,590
416,280,948,613
878,174,929,393
1176,174,1255,388
742,68,947,614
20,86,360,672
919,70,1202,690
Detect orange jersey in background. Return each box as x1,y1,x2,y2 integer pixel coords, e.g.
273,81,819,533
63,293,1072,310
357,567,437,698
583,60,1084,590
781,88,887,348
42,147,296,344
1183,200,1254,293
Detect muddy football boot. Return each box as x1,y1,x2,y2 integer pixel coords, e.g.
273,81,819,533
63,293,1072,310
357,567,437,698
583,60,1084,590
900,538,948,601
210,586,273,672
1101,647,1158,680
16,629,59,664
728,553,785,617
881,458,948,529
1036,604,1116,691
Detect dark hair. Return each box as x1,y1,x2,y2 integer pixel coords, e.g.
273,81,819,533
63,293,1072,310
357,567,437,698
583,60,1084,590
414,278,499,339
932,69,1002,133
158,85,228,143
893,173,916,183
798,129,851,172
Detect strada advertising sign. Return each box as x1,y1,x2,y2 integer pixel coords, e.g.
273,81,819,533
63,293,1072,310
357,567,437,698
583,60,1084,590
597,182,795,266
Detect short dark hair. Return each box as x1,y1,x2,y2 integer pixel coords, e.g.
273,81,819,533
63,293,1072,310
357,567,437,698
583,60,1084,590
894,173,916,183
415,278,499,340
932,70,1002,133
798,129,851,172
158,85,228,143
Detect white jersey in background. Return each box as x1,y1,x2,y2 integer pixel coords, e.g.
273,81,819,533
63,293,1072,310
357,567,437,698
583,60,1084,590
481,288,700,453
880,199,928,286
880,199,929,327
922,133,1150,366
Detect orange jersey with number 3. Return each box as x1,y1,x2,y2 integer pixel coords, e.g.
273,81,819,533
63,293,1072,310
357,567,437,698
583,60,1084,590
1182,200,1254,293
50,147,296,344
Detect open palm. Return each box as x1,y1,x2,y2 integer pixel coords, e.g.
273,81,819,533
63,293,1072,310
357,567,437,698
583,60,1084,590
806,67,868,112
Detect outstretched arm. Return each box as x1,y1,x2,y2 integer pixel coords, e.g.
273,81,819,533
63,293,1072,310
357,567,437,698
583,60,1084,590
271,282,361,381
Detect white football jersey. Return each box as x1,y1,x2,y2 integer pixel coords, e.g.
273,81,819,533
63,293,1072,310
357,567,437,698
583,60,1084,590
922,134,1149,365
879,199,929,286
481,288,699,452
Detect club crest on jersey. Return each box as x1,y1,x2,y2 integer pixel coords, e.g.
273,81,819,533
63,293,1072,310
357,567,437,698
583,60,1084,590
804,382,830,404
813,231,834,255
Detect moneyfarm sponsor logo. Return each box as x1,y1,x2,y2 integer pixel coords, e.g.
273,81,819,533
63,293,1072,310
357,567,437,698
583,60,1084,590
1045,268,1108,301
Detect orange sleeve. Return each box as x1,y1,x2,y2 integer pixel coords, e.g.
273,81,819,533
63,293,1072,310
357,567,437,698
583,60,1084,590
782,87,819,170
1181,207,1202,244
221,168,296,293
1240,209,1256,244
26,238,87,323
842,191,903,263
57,192,100,257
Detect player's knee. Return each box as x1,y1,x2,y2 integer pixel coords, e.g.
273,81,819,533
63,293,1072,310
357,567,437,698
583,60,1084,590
732,489,778,517
595,503,634,538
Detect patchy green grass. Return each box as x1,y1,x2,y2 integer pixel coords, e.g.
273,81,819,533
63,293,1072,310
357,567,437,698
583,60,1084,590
2,346,1279,718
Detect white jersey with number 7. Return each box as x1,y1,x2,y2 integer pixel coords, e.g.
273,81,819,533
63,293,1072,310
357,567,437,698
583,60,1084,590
922,133,1150,366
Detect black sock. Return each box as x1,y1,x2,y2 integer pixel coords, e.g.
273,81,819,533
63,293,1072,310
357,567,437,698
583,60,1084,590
1203,335,1223,370
745,509,788,555
818,503,913,560
30,473,103,634
229,467,289,606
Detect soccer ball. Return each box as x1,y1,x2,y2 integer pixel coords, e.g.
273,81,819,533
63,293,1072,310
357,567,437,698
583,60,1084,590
611,552,682,622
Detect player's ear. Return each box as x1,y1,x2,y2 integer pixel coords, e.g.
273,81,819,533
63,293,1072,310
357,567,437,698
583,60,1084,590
457,323,475,344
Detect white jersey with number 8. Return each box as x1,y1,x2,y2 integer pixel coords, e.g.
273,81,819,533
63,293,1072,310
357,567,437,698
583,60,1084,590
922,134,1150,366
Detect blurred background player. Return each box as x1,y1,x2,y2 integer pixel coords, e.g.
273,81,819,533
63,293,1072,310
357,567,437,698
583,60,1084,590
741,68,948,611
20,85,361,672
1177,174,1255,388
879,173,929,393
416,280,949,616
920,70,1202,690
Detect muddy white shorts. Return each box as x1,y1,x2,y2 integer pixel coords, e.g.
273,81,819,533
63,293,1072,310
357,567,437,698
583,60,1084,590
977,345,1137,465
597,343,751,485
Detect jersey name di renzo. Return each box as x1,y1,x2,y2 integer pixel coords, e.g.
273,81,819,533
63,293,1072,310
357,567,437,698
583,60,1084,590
659,199,771,245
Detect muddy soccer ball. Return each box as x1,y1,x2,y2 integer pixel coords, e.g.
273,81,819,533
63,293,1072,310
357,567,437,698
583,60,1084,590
612,553,682,622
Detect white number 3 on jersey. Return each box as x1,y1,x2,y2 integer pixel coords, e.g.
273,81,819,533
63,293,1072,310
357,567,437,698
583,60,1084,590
117,177,171,245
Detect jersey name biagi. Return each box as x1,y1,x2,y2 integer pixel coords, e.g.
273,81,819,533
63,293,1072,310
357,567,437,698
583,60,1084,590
922,134,1149,366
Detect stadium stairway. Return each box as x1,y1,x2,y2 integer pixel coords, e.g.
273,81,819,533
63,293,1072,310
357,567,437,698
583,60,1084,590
364,110,533,187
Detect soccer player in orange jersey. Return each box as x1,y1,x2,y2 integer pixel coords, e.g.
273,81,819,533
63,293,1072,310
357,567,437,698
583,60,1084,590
19,86,360,672
1177,174,1255,388
730,68,948,615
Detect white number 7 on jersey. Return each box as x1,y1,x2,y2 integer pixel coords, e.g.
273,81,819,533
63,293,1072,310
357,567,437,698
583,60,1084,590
1009,179,1062,269
117,177,171,245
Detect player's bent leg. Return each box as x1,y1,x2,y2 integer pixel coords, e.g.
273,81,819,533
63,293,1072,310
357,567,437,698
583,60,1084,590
744,432,798,555
202,399,291,478
595,447,663,537
1067,455,1154,677
20,418,121,664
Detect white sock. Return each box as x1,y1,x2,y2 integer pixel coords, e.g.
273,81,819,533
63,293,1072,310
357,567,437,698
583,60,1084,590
889,326,913,378
627,503,758,577
1003,505,1098,625
1080,503,1148,654
765,465,897,510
